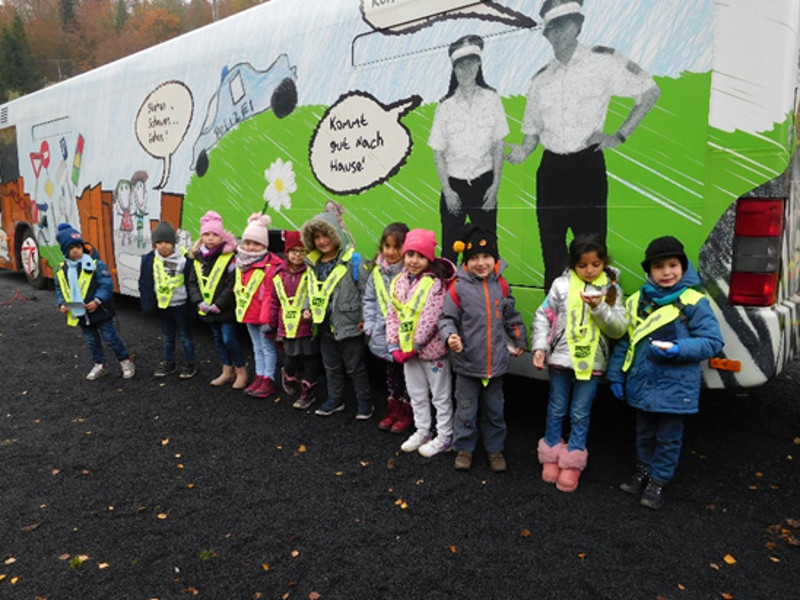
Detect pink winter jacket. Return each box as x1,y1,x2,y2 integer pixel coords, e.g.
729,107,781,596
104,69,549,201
235,251,284,324
386,269,449,361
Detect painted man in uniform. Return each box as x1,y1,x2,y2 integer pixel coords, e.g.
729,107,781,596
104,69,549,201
507,0,660,289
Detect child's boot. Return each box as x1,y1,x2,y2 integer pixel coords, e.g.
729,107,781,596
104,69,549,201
281,368,300,396
292,380,318,409
232,366,249,390
390,400,413,434
378,397,400,431
620,463,649,495
537,438,565,483
244,375,264,396
252,376,278,399
211,365,235,386
639,479,666,509
556,447,588,493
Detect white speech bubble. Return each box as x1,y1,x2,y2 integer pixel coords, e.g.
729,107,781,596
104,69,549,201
309,91,421,195
135,81,194,189
361,0,536,34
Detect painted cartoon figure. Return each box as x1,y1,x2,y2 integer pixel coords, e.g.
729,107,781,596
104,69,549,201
131,170,149,249
114,179,134,247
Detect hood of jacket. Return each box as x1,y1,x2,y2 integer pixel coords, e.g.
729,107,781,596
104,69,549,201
301,211,343,253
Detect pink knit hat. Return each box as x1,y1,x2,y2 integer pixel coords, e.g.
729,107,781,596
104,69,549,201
200,210,225,237
402,229,437,263
242,213,272,248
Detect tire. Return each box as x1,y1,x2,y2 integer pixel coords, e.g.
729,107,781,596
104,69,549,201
18,226,46,289
271,78,298,119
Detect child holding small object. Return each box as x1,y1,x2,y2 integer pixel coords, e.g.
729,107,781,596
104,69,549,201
55,223,135,380
532,234,627,492
385,229,456,457
439,225,527,472
363,222,413,433
269,230,320,410
138,221,196,378
234,213,283,399
186,210,246,388
607,236,723,509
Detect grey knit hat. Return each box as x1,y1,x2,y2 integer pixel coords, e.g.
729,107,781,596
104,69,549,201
152,221,177,245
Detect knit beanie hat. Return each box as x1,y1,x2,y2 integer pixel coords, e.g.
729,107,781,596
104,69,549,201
200,210,225,237
152,221,177,245
283,230,303,251
641,236,688,272
242,213,272,248
57,223,84,257
452,224,499,263
402,229,437,263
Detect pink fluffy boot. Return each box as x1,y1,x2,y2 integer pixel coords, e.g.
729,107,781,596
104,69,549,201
556,447,588,493
537,438,565,483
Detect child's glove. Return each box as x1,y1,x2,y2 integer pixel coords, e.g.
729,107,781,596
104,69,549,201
391,349,417,364
198,302,212,314
208,304,221,314
650,343,680,359
610,383,625,400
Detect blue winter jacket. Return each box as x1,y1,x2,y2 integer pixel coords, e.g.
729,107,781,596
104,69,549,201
54,256,116,326
606,263,723,414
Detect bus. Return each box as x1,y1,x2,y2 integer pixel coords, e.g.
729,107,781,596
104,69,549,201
1,0,799,388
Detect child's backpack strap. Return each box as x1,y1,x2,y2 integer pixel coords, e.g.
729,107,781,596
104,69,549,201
498,275,509,298
351,252,361,282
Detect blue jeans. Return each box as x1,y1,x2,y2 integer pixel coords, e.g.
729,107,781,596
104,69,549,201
246,323,277,378
635,410,685,484
82,320,130,364
159,305,195,364
210,322,245,368
544,367,600,451
453,374,506,454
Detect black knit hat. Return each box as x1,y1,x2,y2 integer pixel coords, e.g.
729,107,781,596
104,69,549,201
641,236,688,272
152,221,177,245
453,225,499,263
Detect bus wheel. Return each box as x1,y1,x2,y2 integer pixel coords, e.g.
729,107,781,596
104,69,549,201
271,78,297,119
195,149,209,177
18,226,45,289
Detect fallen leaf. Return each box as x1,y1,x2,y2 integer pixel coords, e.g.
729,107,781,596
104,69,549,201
769,556,781,563
335,471,343,476
677,583,686,590
755,472,763,478
449,546,458,554
360,461,371,467
157,513,168,520
0,574,5,582
721,594,734,600
10,577,18,584
21,522,41,533
386,459,396,470
58,554,71,561
394,499,403,506
748,485,757,490
415,479,424,485
723,554,737,565
786,518,800,529
766,541,777,550
161,438,170,446
187,483,196,489
793,437,800,445
261,563,270,571
297,444,307,453
4,557,16,565
181,588,199,596
282,594,289,600
177,464,184,469
51,469,60,476
98,562,110,569
577,552,587,559
291,550,300,558
709,563,719,570
174,453,182,458
108,506,114,511
520,529,532,538
81,469,90,476
309,592,322,600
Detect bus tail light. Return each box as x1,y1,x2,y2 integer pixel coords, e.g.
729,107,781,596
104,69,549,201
729,198,784,306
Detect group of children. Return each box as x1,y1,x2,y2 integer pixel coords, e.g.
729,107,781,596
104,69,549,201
54,208,723,510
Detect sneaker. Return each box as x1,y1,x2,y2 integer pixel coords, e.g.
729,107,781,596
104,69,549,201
488,452,507,473
120,358,135,379
640,480,666,510
400,431,430,453
620,465,649,495
355,402,373,420
454,451,472,471
179,363,197,379
315,398,345,416
418,436,451,457
86,363,108,381
153,361,176,377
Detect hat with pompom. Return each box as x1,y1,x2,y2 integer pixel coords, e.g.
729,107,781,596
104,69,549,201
452,224,499,263
56,223,85,257
242,213,272,248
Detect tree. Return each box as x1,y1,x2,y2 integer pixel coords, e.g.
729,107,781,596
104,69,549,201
0,11,42,100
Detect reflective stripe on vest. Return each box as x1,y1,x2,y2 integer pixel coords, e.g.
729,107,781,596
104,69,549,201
372,267,391,318
234,267,266,322
621,288,704,372
390,274,435,353
153,252,187,309
194,253,233,315
273,272,309,339
307,247,354,324
56,262,94,326
566,270,609,380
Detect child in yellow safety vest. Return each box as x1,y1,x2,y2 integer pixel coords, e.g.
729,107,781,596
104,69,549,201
54,223,135,381
531,234,627,492
186,210,245,388
138,221,196,379
362,222,413,433
607,236,723,510
300,210,372,418
234,213,284,399
386,228,456,458
268,230,320,410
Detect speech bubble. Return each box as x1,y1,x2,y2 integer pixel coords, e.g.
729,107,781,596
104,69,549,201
361,0,535,35
309,91,421,195
135,81,194,189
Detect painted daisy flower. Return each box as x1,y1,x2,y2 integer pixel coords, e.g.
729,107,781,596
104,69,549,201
263,158,297,212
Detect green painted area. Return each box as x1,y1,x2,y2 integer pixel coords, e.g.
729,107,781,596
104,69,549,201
184,71,792,324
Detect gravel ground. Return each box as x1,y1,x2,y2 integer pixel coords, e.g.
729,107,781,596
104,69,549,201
0,270,798,600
